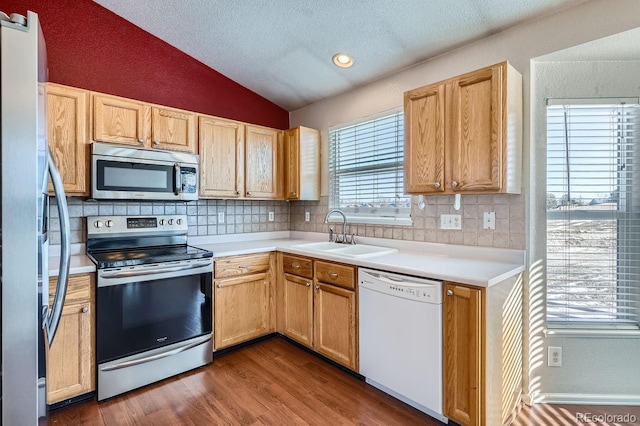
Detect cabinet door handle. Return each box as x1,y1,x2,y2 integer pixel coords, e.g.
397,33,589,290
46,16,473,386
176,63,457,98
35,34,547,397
137,138,144,144
238,265,249,269
292,263,300,269
246,191,252,196
235,190,241,196
315,285,319,290
306,282,311,287
451,181,458,188
291,192,297,196
328,272,339,278
217,283,223,289
154,140,160,146
434,182,441,189
446,289,453,296
81,307,89,313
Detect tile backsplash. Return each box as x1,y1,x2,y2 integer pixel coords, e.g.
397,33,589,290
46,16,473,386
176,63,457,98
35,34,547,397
49,193,525,250
48,198,290,245
290,195,526,250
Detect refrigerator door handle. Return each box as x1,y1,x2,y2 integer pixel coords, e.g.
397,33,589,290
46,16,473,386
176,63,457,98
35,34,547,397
44,148,70,346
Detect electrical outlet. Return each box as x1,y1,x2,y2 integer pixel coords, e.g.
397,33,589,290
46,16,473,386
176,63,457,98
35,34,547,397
440,214,461,230
483,211,496,230
268,211,274,222
305,212,310,222
217,212,225,224
548,346,562,367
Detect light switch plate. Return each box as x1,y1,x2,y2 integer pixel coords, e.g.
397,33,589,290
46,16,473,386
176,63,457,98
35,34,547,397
305,212,310,222
483,211,496,230
217,212,225,224
268,211,275,222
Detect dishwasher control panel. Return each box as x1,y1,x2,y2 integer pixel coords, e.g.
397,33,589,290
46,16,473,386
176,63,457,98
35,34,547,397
358,268,442,304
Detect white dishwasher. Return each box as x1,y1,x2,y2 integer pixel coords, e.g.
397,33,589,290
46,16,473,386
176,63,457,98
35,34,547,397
358,268,447,423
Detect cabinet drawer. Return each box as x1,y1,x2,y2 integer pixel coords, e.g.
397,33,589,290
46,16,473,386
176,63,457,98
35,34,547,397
282,254,313,278
215,252,271,278
49,274,92,306
315,261,355,290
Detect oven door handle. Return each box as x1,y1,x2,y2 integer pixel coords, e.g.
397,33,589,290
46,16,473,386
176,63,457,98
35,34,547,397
100,261,212,280
99,334,211,372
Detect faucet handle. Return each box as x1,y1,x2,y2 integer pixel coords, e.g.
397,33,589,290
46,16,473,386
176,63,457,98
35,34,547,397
328,227,334,242
349,233,357,244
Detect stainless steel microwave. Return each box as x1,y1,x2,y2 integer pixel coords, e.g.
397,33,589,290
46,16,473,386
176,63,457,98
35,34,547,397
91,142,199,201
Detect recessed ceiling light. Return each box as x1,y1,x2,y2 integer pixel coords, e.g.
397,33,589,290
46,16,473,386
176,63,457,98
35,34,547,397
332,53,354,68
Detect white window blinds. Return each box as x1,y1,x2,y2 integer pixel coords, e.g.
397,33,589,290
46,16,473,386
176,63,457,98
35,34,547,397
328,111,411,223
546,101,640,327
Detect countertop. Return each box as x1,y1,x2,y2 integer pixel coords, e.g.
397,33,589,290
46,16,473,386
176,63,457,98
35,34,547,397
51,231,525,287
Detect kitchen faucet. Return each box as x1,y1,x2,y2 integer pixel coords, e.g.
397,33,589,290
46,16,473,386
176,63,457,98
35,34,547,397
323,209,355,244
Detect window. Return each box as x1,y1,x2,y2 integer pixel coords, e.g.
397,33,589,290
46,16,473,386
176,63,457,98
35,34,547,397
328,110,411,224
546,100,640,327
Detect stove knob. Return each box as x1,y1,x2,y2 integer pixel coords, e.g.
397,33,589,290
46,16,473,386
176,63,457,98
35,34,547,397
94,220,103,229
168,219,174,225
105,220,113,228
176,218,183,225
159,219,165,226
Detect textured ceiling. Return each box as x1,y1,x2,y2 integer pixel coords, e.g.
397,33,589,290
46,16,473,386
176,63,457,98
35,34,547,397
93,0,586,111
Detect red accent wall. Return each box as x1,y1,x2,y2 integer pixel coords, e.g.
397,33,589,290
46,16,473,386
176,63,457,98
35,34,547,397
1,0,289,129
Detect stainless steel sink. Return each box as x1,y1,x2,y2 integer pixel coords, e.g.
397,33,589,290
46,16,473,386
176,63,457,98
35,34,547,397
292,242,398,258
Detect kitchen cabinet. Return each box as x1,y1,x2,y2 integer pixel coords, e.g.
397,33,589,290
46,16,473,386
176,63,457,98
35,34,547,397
278,254,358,371
245,125,281,199
199,116,245,198
199,117,281,199
46,273,95,404
443,278,522,426
283,126,320,200
93,93,197,153
213,252,276,349
46,83,90,195
404,61,522,195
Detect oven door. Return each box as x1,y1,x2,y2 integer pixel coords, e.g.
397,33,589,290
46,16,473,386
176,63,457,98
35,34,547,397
96,259,212,365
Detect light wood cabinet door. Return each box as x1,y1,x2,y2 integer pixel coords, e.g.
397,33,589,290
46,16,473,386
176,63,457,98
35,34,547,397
245,125,279,199
214,252,270,278
46,274,95,404
93,93,150,147
46,84,89,195
313,282,356,370
214,272,270,350
449,64,503,192
283,126,320,200
282,273,314,347
404,83,446,193
199,116,245,198
443,282,484,426
151,106,197,153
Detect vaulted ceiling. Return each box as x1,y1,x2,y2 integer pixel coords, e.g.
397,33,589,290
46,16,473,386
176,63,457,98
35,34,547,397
94,0,586,111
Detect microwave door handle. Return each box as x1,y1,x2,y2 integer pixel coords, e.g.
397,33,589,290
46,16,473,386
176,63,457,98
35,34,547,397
174,164,180,195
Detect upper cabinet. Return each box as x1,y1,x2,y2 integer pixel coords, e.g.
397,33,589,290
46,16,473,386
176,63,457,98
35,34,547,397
46,83,90,196
404,62,522,195
92,93,197,153
283,126,320,201
93,93,150,148
245,125,281,199
199,117,281,199
199,116,245,198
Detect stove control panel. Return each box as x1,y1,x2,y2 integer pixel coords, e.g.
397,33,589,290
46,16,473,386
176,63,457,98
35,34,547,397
87,215,188,237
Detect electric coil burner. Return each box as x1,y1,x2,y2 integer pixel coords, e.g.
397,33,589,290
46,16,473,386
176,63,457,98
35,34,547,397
86,215,213,401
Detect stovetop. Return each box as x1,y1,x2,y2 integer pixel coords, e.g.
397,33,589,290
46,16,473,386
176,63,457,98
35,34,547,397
88,244,213,269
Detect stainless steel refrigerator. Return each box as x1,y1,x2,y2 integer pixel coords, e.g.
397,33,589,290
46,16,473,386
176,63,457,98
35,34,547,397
1,10,71,424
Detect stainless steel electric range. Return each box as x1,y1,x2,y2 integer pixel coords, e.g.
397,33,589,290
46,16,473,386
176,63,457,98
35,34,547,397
86,215,213,401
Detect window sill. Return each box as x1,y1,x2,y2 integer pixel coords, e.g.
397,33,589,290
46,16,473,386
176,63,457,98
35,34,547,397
544,327,640,339
327,216,413,227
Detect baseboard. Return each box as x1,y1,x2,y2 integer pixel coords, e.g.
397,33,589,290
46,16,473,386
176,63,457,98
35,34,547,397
537,393,640,405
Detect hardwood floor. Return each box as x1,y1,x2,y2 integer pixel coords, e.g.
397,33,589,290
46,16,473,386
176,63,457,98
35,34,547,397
46,337,443,425
46,336,640,425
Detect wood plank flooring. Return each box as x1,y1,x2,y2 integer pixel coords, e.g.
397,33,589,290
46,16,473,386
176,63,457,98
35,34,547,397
46,337,443,425
46,336,640,425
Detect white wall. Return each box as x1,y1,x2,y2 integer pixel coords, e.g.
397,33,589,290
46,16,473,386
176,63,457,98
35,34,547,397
289,0,640,404
530,60,640,402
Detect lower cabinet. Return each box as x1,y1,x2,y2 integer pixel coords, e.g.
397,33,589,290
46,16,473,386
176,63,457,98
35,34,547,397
213,252,276,350
443,278,523,426
46,273,95,404
279,254,357,371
